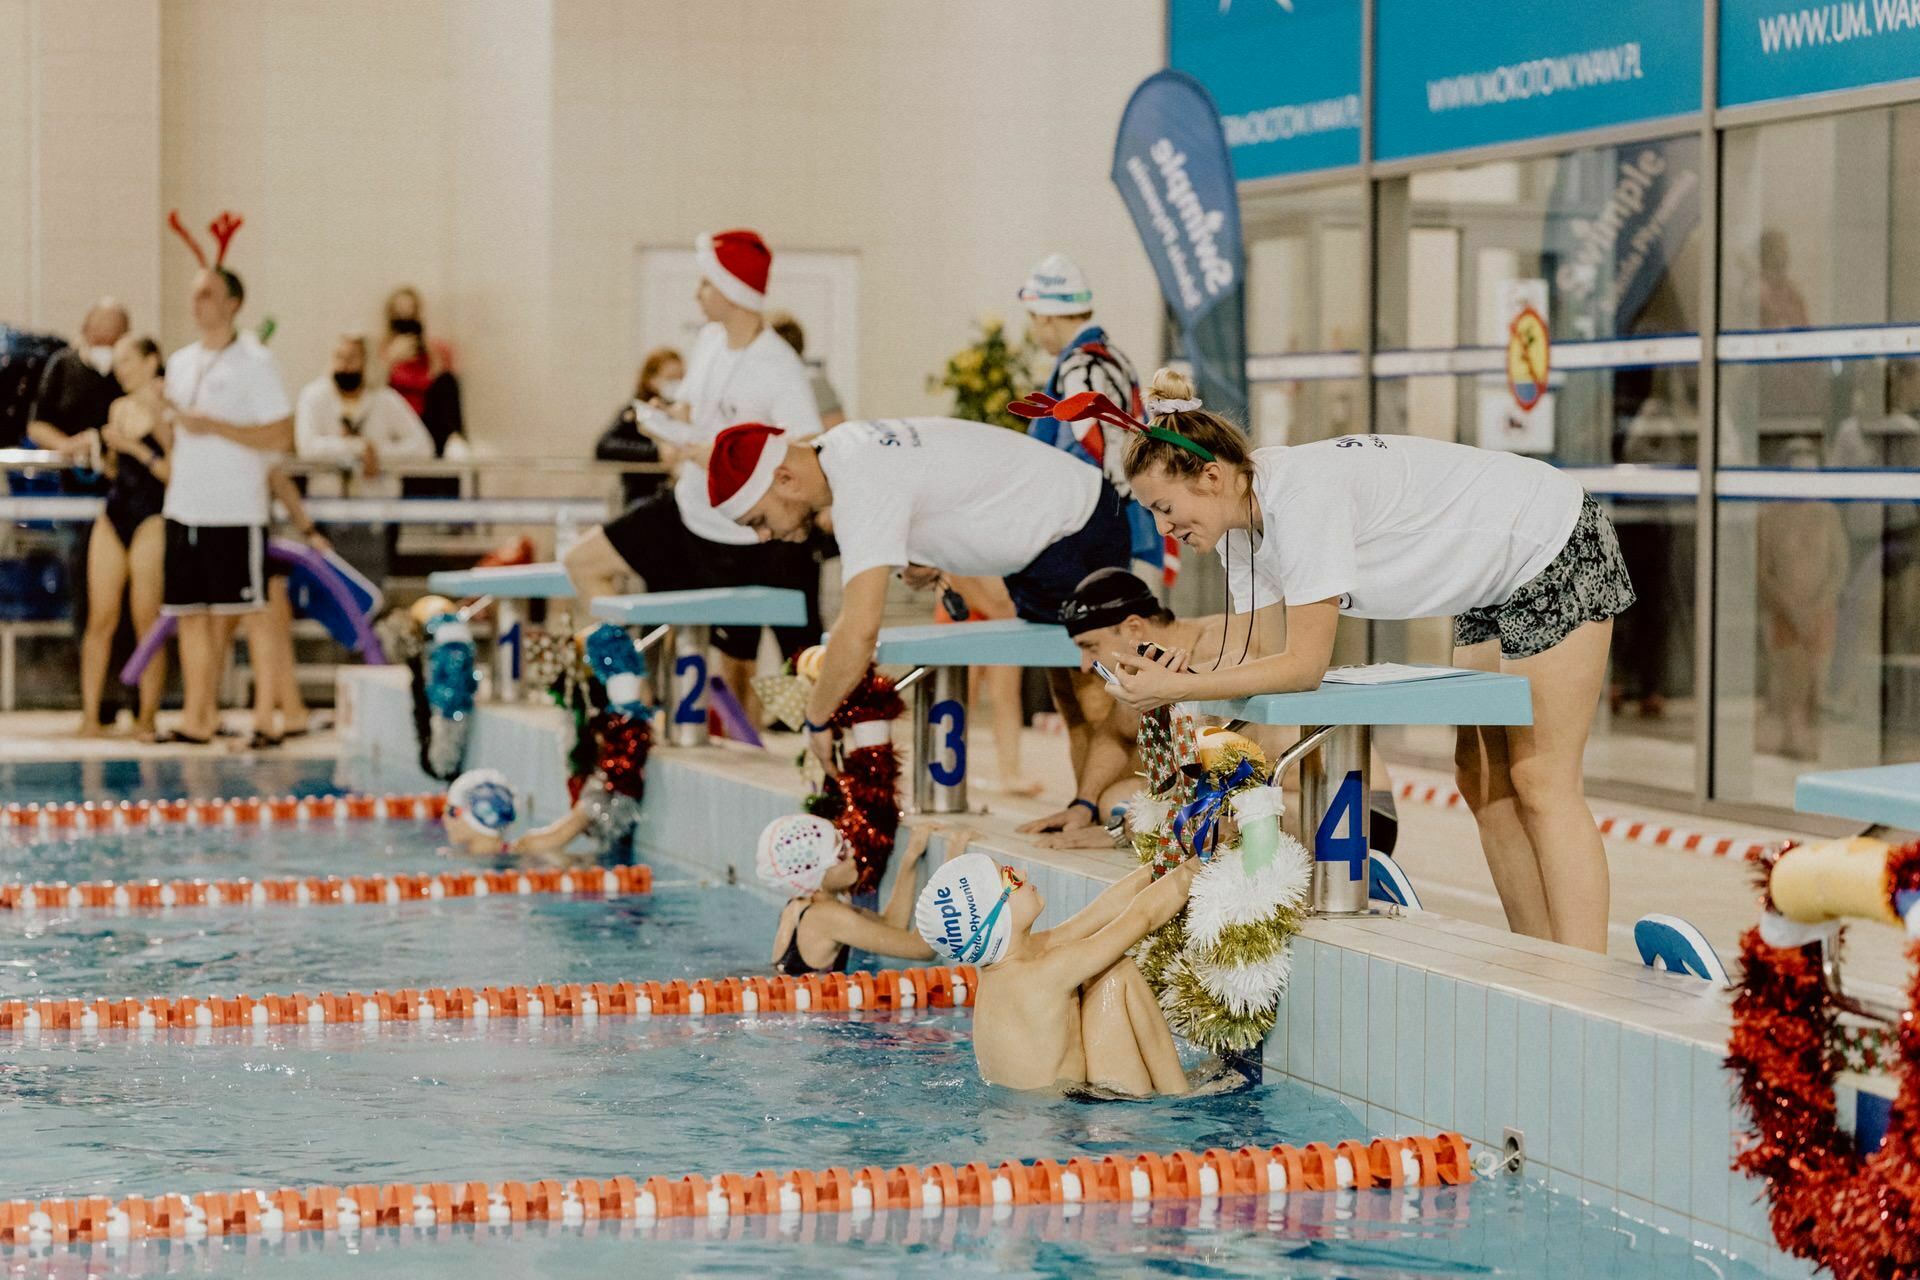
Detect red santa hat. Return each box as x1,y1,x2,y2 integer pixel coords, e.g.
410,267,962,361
696,228,771,311
708,422,788,521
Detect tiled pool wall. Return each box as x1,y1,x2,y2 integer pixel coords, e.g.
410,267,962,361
339,667,1811,1278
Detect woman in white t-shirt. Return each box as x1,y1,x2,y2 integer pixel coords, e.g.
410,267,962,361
1109,369,1634,953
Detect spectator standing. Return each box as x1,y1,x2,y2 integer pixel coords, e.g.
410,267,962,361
767,311,846,428
596,347,682,506
77,335,170,739
160,258,294,745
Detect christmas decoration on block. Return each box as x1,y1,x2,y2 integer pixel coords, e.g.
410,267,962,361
1127,718,1310,1053
781,648,902,895
1728,835,1920,1280
382,595,476,782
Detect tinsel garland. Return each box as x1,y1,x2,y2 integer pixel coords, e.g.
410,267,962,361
1727,841,1920,1279
800,668,901,895
407,616,475,782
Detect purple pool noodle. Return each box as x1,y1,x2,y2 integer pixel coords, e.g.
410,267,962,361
119,541,384,687
707,676,764,748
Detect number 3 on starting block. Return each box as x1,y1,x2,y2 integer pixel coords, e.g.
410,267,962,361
928,699,966,788
1313,770,1367,882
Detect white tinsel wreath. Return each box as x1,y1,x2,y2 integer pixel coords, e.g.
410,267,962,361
1185,835,1311,951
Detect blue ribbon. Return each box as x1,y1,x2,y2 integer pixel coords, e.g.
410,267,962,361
1171,757,1257,862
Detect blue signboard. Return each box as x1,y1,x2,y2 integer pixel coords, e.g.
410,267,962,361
1721,0,1920,107
1168,0,1362,182
1373,1,1704,162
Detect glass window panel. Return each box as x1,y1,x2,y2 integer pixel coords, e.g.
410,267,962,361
1243,182,1365,355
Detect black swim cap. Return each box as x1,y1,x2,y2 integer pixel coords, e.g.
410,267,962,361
1060,568,1160,637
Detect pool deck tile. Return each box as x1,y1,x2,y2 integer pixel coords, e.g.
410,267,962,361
1452,979,1486,1146
1617,1027,1657,1202
1515,998,1551,1169
1549,1006,1585,1175
1483,990,1519,1152
1339,948,1369,1100
1652,1036,1696,1218
1394,960,1426,1118
1424,973,1456,1132
1582,1016,1620,1191
1367,955,1397,1114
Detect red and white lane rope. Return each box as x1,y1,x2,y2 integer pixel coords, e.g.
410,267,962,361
0,864,651,915
1396,780,1784,860
2,791,445,836
0,963,973,1034
0,1133,1473,1246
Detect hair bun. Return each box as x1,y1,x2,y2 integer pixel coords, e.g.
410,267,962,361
1147,366,1197,404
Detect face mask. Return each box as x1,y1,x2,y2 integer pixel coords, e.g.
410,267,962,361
655,379,682,401
333,370,364,394
85,346,115,375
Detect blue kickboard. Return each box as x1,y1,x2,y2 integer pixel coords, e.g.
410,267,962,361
874,620,1082,669
1198,669,1532,728
428,562,575,599
287,550,379,650
1795,763,1920,832
592,587,807,627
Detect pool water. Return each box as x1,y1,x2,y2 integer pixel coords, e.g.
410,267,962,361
0,759,355,807
0,761,1781,1278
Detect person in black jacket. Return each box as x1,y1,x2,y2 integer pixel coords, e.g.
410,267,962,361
595,347,681,507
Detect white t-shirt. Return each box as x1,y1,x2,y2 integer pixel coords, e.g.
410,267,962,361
294,379,434,465
817,418,1101,583
1218,434,1583,620
163,334,291,527
666,323,823,545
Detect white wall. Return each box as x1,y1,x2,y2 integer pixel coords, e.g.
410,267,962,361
2,0,1165,457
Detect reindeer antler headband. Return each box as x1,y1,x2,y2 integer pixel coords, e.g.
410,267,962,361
167,209,246,270
1007,390,1215,462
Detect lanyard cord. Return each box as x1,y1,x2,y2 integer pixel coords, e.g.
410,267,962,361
1209,484,1260,673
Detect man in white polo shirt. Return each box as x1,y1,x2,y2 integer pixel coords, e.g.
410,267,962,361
564,227,825,704
708,419,1131,806
160,265,294,744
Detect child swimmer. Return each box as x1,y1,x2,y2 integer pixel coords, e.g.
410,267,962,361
915,852,1200,1097
757,815,961,974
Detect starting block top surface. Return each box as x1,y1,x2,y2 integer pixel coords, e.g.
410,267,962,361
1199,669,1533,727
874,620,1082,669
1795,764,1920,832
427,562,574,599
591,586,808,627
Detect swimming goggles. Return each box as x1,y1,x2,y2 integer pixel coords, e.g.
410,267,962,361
957,865,1025,965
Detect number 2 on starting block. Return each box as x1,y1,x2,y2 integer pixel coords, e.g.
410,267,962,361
1313,770,1366,881
673,653,708,725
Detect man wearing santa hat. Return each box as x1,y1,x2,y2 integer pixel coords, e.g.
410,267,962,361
706,418,1131,810
565,228,826,700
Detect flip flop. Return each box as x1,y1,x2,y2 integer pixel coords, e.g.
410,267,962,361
154,730,215,746
280,714,333,740
244,732,284,751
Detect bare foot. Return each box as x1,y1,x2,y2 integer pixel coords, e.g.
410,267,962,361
134,721,159,744
75,718,106,739
1037,827,1119,851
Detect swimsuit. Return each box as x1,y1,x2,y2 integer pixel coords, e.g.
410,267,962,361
103,439,166,548
774,901,850,977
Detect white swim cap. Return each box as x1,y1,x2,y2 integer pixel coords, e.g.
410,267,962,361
915,852,1018,967
756,814,848,895
446,769,516,835
1018,253,1094,316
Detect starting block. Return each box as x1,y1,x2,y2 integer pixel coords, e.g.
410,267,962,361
593,588,808,747
1795,763,1920,835
1201,668,1532,916
874,620,1082,814
427,563,577,703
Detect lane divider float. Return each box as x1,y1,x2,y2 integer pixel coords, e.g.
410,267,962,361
0,962,974,1033
0,1133,1473,1246
2,791,446,836
1396,779,1781,860
0,865,652,915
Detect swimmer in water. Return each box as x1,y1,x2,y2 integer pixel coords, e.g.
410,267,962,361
759,815,958,975
442,768,517,855
915,851,1199,1097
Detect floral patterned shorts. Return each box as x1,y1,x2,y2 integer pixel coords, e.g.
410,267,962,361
1453,494,1636,661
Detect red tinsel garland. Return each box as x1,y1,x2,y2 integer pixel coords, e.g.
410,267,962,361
591,711,651,801
804,669,902,895
1728,841,1920,1279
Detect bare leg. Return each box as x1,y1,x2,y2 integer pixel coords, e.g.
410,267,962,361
1081,958,1188,1096
264,579,309,734
562,528,629,601
1503,619,1614,952
948,577,1037,797
126,518,167,735
1045,667,1112,783
79,517,129,736
241,608,285,741
175,614,220,740
1453,638,1553,939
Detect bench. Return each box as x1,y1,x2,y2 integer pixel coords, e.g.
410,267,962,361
593,587,808,747
1795,763,1920,834
1200,668,1533,915
426,563,578,704
873,620,1082,814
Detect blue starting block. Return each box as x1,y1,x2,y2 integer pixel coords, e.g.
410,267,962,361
426,562,579,703
1202,668,1532,916
593,588,809,747
1795,763,1920,835
874,619,1082,814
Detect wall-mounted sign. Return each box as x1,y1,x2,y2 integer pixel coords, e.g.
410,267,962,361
1480,279,1556,454
1720,0,1920,108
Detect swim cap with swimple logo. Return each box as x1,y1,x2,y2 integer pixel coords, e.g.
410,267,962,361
915,853,1018,967
756,814,849,895
446,769,516,835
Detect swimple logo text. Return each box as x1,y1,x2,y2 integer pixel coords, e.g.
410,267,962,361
932,882,982,956
1122,139,1236,313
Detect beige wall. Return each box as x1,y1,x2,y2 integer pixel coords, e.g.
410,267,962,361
4,0,1163,454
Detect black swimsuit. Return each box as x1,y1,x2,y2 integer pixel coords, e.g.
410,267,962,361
103,438,166,549
774,901,850,977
